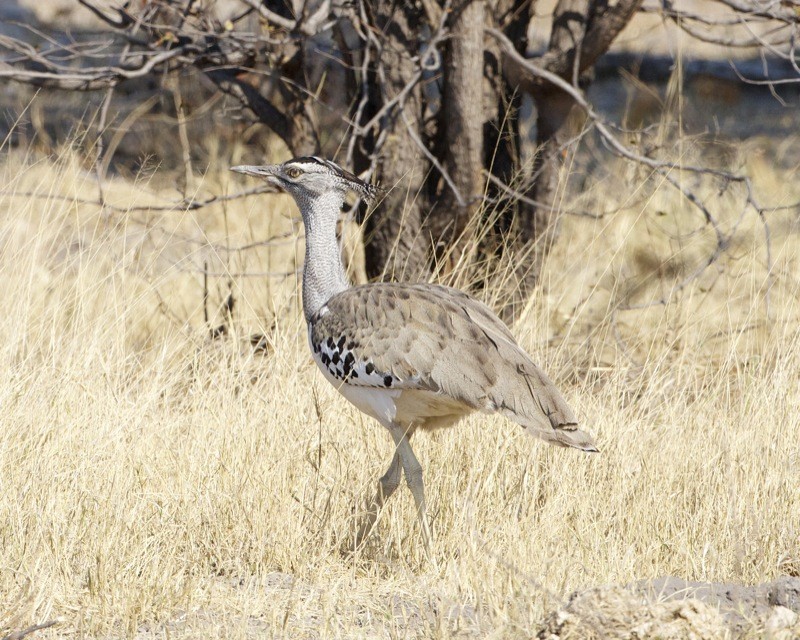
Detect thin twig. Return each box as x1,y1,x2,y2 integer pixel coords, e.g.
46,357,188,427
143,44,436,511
0,184,280,213
2,619,60,640
94,84,115,206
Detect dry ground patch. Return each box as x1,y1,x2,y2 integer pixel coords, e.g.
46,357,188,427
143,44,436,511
0,136,799,638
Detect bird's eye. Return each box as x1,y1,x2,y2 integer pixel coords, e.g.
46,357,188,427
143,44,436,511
286,167,301,179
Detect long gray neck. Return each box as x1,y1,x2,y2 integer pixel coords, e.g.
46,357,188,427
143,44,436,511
297,190,350,321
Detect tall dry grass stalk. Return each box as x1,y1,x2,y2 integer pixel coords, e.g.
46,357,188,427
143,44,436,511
0,125,798,638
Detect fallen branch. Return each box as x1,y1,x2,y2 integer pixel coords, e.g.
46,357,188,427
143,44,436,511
2,619,60,640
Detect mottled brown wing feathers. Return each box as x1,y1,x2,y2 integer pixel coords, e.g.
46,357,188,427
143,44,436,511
312,283,597,451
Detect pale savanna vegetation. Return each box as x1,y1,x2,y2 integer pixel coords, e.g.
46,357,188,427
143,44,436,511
0,118,799,638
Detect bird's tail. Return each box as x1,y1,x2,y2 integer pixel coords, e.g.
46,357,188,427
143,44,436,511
541,425,599,452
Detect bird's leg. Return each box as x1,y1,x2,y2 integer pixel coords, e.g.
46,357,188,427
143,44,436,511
389,425,432,552
352,450,402,548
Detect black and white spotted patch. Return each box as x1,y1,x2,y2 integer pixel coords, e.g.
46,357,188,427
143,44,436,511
308,327,399,388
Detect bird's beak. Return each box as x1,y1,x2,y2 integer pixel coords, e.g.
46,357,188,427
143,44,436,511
230,164,281,184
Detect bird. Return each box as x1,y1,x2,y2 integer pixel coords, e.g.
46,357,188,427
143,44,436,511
231,156,598,551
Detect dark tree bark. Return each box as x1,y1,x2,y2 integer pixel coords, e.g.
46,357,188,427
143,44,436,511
263,0,320,156
277,44,320,156
359,1,430,282
436,0,487,263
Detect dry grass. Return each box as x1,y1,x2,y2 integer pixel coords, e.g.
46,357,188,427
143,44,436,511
0,122,799,639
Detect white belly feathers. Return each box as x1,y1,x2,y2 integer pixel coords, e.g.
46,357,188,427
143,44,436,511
307,323,471,429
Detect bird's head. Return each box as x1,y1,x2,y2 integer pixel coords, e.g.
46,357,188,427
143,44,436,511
231,156,378,205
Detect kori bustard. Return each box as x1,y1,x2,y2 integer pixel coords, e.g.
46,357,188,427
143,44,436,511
231,156,598,550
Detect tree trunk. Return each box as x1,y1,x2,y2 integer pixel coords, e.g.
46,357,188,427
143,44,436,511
434,0,486,267
359,1,430,282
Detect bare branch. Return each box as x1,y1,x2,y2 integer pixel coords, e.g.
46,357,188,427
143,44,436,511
0,44,197,90
484,173,607,219
532,0,644,81
237,0,335,36
0,184,281,215
76,0,135,28
489,28,754,180
205,68,294,148
712,0,799,23
237,0,298,31
2,619,60,640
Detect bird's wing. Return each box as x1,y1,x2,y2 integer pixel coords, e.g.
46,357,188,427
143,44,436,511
312,283,597,451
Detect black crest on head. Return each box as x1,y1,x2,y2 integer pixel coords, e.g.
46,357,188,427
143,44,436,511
291,156,379,202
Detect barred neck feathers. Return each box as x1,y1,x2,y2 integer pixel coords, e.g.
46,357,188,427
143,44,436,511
297,188,350,321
